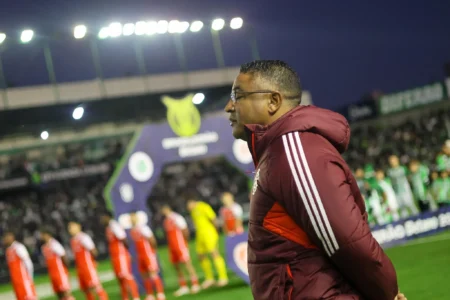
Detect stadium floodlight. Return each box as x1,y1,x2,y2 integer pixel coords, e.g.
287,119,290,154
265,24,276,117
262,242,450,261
0,33,5,44
190,21,203,32
98,27,110,39
192,93,205,105
168,20,180,34
72,106,84,120
178,21,190,33
108,22,123,38
146,21,158,35
230,17,243,29
156,20,168,34
40,131,49,140
73,25,87,39
20,29,34,43
134,21,147,36
123,23,135,36
168,20,189,34
211,18,225,31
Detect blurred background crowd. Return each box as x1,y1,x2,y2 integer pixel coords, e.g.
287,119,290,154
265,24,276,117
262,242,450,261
0,98,449,282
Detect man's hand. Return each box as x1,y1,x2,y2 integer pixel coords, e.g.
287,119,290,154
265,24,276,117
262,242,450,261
394,292,407,300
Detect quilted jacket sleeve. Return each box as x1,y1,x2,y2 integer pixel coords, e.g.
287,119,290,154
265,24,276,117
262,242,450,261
276,132,398,300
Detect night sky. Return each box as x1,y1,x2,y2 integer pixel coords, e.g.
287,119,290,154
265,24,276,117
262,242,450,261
0,0,449,110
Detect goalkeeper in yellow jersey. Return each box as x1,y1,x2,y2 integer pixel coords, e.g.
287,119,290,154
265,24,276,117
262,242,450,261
186,197,228,289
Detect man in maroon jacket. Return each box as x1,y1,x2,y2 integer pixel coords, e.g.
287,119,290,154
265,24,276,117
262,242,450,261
224,60,405,300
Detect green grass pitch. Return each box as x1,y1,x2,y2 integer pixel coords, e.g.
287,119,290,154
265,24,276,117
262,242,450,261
2,231,449,299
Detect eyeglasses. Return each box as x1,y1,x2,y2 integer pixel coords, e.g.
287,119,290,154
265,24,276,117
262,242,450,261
230,89,277,103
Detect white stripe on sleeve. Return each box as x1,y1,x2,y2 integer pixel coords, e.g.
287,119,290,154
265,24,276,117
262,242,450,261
282,132,339,256
293,132,339,252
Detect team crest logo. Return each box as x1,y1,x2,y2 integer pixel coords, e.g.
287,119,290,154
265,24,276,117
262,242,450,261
252,169,260,195
128,151,154,182
162,94,201,137
232,242,248,275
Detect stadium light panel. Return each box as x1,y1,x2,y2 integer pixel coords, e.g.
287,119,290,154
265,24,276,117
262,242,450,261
98,27,110,39
190,21,203,32
123,23,135,36
40,131,49,140
72,106,84,120
168,20,189,34
0,33,5,44
156,20,168,34
134,21,147,35
20,29,34,43
168,20,180,34
109,22,122,38
192,93,205,105
146,21,158,35
73,25,87,39
178,21,190,33
230,17,243,29
211,19,225,31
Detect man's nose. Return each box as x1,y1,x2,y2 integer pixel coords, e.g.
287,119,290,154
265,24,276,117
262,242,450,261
224,99,233,112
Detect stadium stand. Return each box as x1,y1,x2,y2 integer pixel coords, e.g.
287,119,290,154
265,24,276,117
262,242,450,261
0,83,449,284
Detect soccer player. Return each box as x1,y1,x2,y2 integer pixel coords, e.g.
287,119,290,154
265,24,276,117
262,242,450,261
375,169,400,222
387,154,419,217
68,221,108,300
40,227,74,300
431,170,450,208
129,212,165,300
219,192,244,236
186,198,228,289
409,159,436,212
354,168,368,199
161,205,200,296
436,139,450,171
100,212,140,300
2,232,37,300
224,60,400,299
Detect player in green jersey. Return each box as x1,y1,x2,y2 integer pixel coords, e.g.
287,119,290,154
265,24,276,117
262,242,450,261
431,170,450,208
436,140,450,172
409,160,437,212
375,169,399,222
387,155,419,217
355,168,367,199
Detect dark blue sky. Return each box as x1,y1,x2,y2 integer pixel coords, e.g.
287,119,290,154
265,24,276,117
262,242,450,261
0,0,449,110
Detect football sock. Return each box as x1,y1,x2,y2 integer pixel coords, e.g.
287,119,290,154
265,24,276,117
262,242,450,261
126,278,140,298
85,292,95,300
191,275,199,286
151,275,164,294
119,280,128,300
213,255,228,280
97,288,109,300
144,278,154,295
200,258,214,280
178,276,187,287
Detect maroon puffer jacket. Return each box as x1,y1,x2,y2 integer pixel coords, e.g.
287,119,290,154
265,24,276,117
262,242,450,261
245,105,398,300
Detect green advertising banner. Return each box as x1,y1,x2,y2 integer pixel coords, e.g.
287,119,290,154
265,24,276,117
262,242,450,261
378,79,449,115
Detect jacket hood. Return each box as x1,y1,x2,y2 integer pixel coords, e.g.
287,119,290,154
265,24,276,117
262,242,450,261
245,105,350,164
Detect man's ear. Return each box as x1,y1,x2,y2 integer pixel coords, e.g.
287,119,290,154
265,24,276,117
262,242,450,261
268,92,282,115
